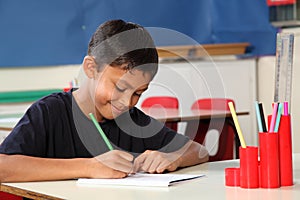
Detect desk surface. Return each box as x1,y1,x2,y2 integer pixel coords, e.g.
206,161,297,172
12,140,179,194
1,154,299,200
142,107,248,122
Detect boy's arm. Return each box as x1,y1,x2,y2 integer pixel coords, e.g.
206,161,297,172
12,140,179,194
133,140,208,173
0,150,134,182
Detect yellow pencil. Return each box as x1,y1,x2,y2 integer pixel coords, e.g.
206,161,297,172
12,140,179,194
228,102,246,148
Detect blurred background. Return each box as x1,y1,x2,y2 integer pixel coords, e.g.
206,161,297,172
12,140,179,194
0,0,299,153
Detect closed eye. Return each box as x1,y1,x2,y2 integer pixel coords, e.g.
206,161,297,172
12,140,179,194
116,85,126,92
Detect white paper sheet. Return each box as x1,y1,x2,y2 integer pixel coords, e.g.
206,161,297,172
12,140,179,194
77,173,205,187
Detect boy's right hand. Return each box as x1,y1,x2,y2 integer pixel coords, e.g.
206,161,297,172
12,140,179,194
87,150,134,179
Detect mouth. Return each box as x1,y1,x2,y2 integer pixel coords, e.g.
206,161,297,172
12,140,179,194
111,103,127,116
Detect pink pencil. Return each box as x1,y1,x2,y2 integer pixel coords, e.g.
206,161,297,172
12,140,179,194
283,101,289,116
269,102,278,132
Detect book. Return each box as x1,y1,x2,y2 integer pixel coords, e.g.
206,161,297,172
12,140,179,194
77,173,205,187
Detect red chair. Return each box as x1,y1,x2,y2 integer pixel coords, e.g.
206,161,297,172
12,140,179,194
141,96,179,131
0,192,22,200
188,98,236,161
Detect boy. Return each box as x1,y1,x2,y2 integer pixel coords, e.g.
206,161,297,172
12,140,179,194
0,19,208,182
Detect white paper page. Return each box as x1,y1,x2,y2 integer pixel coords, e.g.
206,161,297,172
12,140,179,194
77,173,204,187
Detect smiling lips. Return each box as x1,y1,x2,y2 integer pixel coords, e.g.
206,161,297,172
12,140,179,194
111,103,127,115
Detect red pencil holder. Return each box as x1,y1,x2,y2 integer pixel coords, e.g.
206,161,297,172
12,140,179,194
239,146,259,188
225,168,240,187
278,115,293,186
259,132,280,188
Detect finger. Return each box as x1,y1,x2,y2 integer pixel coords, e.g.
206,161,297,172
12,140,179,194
158,163,177,173
156,160,171,173
98,159,132,173
116,160,134,173
132,159,141,173
144,150,152,154
145,151,169,173
147,158,162,173
140,153,157,172
112,156,135,173
115,150,134,162
132,150,155,172
133,152,148,168
96,152,134,173
108,169,128,179
156,162,168,174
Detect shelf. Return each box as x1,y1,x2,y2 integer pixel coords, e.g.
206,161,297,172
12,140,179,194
271,20,300,27
156,43,250,59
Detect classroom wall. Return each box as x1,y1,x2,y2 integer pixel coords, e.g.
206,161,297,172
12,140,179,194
257,27,300,153
0,65,81,92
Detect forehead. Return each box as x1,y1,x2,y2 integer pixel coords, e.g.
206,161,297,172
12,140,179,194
103,66,152,88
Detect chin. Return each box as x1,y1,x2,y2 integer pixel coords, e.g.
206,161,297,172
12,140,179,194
105,114,115,120
105,111,120,120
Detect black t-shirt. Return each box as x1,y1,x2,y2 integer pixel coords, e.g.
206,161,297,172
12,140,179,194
0,90,189,158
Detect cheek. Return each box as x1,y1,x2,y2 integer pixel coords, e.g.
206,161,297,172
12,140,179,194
130,95,140,106
93,84,113,105
94,92,105,105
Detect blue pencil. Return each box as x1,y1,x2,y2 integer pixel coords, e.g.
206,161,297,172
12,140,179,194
274,103,283,133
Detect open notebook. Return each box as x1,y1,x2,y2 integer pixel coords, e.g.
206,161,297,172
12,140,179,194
77,173,205,187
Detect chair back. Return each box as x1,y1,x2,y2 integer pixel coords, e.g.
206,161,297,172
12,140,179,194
141,96,179,131
191,98,235,111
190,98,236,161
141,96,179,108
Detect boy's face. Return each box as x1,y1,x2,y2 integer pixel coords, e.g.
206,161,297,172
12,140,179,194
92,65,152,120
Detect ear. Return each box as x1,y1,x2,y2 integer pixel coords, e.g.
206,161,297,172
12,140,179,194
82,56,97,79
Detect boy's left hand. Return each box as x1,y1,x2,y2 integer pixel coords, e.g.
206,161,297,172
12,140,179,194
133,150,182,174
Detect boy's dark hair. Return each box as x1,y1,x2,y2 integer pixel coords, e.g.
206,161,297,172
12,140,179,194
88,19,158,78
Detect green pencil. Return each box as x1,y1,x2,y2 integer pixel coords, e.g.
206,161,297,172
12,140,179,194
89,113,114,151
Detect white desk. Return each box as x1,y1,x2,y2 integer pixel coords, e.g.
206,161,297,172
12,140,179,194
141,107,248,122
1,154,299,200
